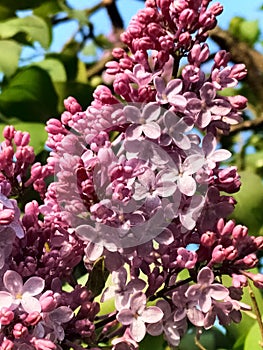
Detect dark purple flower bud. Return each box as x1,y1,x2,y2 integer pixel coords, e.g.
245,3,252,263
214,50,230,67
230,64,247,80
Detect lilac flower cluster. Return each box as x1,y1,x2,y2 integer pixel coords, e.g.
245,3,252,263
0,0,262,349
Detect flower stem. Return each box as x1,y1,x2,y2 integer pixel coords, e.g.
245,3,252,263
248,282,263,348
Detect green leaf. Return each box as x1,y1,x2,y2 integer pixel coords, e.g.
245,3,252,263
0,122,47,155
239,20,260,46
54,81,94,114
140,334,165,350
34,0,62,18
0,40,21,77
86,257,109,298
32,58,67,82
0,66,58,122
0,0,43,10
0,15,50,49
230,171,263,235
0,5,15,20
244,322,263,350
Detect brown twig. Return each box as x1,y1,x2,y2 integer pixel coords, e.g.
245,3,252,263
248,282,263,348
229,115,263,134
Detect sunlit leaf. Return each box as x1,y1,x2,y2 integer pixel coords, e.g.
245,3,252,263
0,15,50,49
0,40,21,77
32,58,67,82
244,322,263,350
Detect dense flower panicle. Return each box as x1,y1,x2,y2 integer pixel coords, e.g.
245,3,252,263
0,0,262,349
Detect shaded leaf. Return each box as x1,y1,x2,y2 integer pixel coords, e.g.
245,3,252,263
0,15,50,49
34,0,62,17
0,5,15,20
0,0,43,10
0,66,58,122
86,257,109,298
54,81,94,114
0,40,21,77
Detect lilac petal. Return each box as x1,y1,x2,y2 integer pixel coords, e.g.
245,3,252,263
209,284,229,300
154,77,166,95
185,284,201,299
50,306,73,323
142,122,161,139
138,168,155,188
147,321,163,336
100,286,116,302
141,306,163,323
197,267,214,285
117,309,134,325
4,270,23,295
21,295,42,313
197,110,211,128
183,154,205,174
128,278,146,292
166,79,183,95
124,106,141,123
174,133,191,150
209,149,231,162
199,294,212,313
142,103,160,122
168,95,187,110
187,307,205,327
130,292,146,314
126,124,143,140
178,175,196,196
155,181,177,197
210,99,231,115
130,317,146,342
0,291,13,308
164,110,180,129
23,277,45,296
186,98,202,114
112,267,127,286
85,241,104,262
200,82,216,102
202,133,216,156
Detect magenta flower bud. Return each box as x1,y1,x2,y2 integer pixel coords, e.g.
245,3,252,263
230,64,247,79
200,231,216,246
3,126,15,140
13,323,28,339
225,246,238,260
214,50,230,67
0,209,14,225
0,339,14,350
254,236,263,249
218,219,235,236
24,311,41,326
119,57,133,70
0,307,14,325
113,73,131,96
182,65,200,83
14,131,30,146
31,338,57,350
228,95,248,109
178,32,191,45
45,119,64,135
39,291,57,312
105,61,120,75
232,274,247,288
242,271,263,289
242,253,258,268
232,225,248,239
64,96,82,114
209,2,224,15
179,9,195,25
61,111,72,125
211,245,225,263
112,48,125,59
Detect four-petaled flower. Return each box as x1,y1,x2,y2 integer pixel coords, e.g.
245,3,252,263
117,291,164,342
0,270,45,313
185,267,229,313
